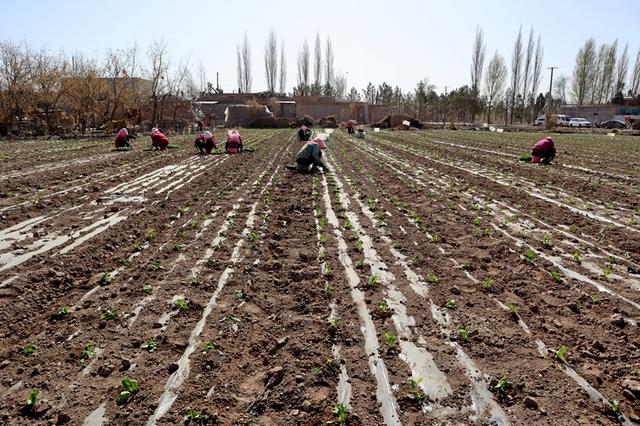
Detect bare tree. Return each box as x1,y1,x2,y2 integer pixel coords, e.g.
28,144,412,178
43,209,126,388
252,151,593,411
590,43,607,104
32,48,70,134
312,32,322,94
602,40,618,101
198,60,206,93
264,28,278,93
347,87,361,101
571,38,596,105
324,37,335,96
614,43,629,96
0,40,35,133
520,28,534,122
509,27,523,123
530,35,544,122
553,74,569,104
334,71,346,100
470,26,485,122
239,32,252,93
104,46,138,121
631,46,640,96
65,54,107,134
236,46,242,92
147,39,169,125
164,56,191,127
484,51,507,123
278,39,286,94
296,40,310,95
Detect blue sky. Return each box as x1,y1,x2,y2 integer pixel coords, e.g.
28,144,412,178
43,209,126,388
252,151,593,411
2,0,638,95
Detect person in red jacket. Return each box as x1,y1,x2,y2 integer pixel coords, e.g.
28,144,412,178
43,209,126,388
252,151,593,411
346,120,356,134
531,136,556,164
114,127,135,148
225,129,243,154
151,128,169,151
194,130,217,154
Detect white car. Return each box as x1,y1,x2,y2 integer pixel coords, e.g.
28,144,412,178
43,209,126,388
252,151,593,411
568,118,592,128
534,116,545,126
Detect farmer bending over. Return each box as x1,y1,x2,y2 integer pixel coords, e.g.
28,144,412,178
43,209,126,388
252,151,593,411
225,129,243,154
346,120,356,134
151,128,169,151
194,130,217,154
298,125,311,141
295,137,327,174
115,127,135,148
531,136,556,164
356,128,365,139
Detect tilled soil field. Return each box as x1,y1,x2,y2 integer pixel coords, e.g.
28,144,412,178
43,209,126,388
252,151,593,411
0,129,639,425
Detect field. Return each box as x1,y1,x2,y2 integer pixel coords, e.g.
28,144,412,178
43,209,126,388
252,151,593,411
0,129,639,425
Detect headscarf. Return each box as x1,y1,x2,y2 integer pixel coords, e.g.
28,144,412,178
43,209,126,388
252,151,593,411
203,131,213,139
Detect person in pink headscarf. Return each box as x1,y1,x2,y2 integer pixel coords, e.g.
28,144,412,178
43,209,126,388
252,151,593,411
298,125,311,141
531,136,556,164
225,129,243,154
150,128,169,151
194,130,217,154
293,137,327,173
114,127,135,148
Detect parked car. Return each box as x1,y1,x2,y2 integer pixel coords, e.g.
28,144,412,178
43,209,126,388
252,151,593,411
555,115,571,126
534,116,545,126
568,118,592,128
600,119,626,129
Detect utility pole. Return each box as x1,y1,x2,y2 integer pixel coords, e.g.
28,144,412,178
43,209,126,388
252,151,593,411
547,66,557,114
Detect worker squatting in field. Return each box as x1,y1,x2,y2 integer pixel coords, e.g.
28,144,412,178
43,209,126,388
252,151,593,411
287,136,327,174
114,127,136,149
194,130,217,155
150,128,169,151
531,136,556,164
225,129,243,153
298,125,311,141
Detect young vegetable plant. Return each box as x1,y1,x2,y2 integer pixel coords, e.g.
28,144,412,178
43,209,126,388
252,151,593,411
482,278,495,290
185,408,209,422
335,402,349,423
494,375,512,394
602,267,612,281
143,339,158,353
354,260,365,270
462,261,472,271
148,261,162,271
23,389,39,412
354,240,364,252
323,264,334,278
459,325,470,341
556,345,568,362
119,378,139,401
57,305,70,318
99,273,113,286
81,341,97,361
384,333,398,352
426,274,439,283
367,275,380,288
542,234,552,248
524,250,537,263
203,340,216,353
609,399,621,414
472,217,481,226
176,230,188,238
508,304,519,319
132,241,144,252
145,231,157,240
173,243,186,252
327,315,340,329
100,309,119,321
590,295,600,305
407,377,428,407
175,299,189,311
443,299,456,310
141,285,153,294
550,271,563,283
21,344,35,355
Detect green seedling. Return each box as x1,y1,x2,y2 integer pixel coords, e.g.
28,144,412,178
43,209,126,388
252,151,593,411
459,325,470,341
188,220,199,229
484,227,493,236
570,252,581,262
176,230,188,238
482,278,495,290
367,198,378,211
323,264,334,278
24,389,39,411
119,378,139,401
173,243,186,252
462,261,472,271
99,273,113,286
444,299,456,310
212,242,222,252
518,153,532,162
141,285,153,294
81,341,96,360
100,309,118,321
355,260,365,270
334,402,348,423
392,241,401,249
590,294,600,305
175,299,189,311
354,240,364,252
222,314,239,323
143,339,158,353
203,340,216,353
609,399,620,414
21,344,35,355
311,366,323,375
343,220,353,230
132,241,144,252
472,217,481,226
508,304,518,318
145,231,157,240
325,358,339,374
569,224,577,233
556,345,568,362
431,234,440,243
542,234,552,248
186,409,209,422
426,274,439,283
233,289,244,299
608,256,618,265
602,267,612,280
525,250,537,263
550,271,563,283
367,275,380,287
319,234,327,244
407,377,428,407
494,375,512,394
248,232,257,242
323,283,333,294
149,261,162,271
179,206,190,214
57,305,70,318
378,301,390,312
384,333,398,351
190,276,200,285
327,316,340,328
